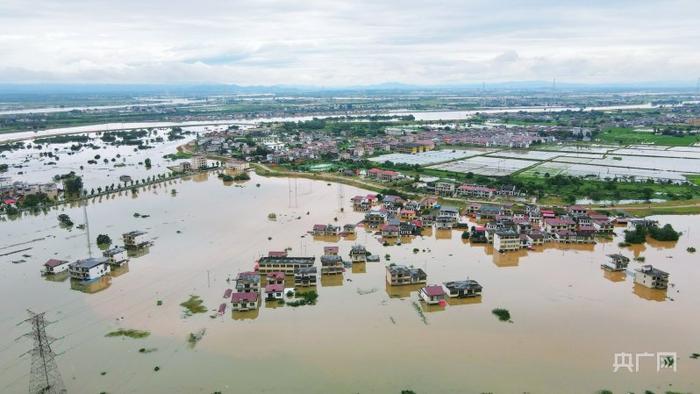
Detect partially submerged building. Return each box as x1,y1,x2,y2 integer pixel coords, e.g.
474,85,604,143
320,255,344,275
294,266,318,287
42,259,70,275
122,231,150,249
235,271,261,293
420,285,446,305
385,264,427,286
102,246,128,266
602,254,630,272
634,265,669,289
231,291,259,311
69,257,111,281
257,256,315,274
443,279,483,298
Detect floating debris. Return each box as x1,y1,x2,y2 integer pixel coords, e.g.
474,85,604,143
105,329,151,339
357,288,378,295
187,329,206,348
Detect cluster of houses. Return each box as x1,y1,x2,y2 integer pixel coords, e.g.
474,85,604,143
225,245,374,313
41,230,151,282
602,254,670,290
385,263,483,305
1,177,59,207
353,193,621,252
310,223,356,237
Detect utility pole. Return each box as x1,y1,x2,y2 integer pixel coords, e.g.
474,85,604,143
83,202,92,257
18,310,65,394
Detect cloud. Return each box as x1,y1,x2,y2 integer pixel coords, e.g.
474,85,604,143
0,0,698,85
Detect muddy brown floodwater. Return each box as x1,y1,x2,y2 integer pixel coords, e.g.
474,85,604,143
0,172,698,393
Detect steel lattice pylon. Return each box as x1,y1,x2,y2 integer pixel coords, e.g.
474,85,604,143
19,310,66,394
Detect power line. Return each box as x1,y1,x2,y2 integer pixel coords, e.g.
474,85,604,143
17,310,66,394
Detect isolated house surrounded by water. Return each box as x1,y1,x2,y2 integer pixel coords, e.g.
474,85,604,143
69,257,111,281
602,254,630,272
102,246,128,266
349,245,368,263
420,285,446,304
443,280,483,298
42,259,70,275
385,264,427,286
634,265,669,289
231,291,259,311
122,231,149,249
320,255,344,275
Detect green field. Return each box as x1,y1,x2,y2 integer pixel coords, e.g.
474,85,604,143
597,127,700,146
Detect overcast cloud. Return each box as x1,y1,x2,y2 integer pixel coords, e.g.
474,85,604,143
0,0,698,85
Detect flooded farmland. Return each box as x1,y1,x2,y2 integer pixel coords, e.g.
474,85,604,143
0,172,699,393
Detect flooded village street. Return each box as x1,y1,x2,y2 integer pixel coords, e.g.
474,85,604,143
0,170,699,393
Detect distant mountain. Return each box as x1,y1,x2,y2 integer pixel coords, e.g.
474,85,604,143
0,81,697,96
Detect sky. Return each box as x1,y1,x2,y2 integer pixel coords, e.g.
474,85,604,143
0,0,698,86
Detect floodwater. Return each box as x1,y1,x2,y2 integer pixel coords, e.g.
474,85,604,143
0,102,665,143
1,171,699,393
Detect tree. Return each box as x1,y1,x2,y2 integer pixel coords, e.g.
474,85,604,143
96,234,112,245
63,176,83,196
144,158,152,169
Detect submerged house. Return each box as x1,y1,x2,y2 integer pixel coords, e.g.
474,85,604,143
102,246,128,266
312,224,340,236
320,255,344,275
235,271,260,293
294,266,318,287
231,292,259,311
264,283,285,300
602,254,630,272
634,265,669,289
266,271,285,285
323,246,339,256
443,280,483,298
493,230,520,252
349,245,368,263
69,257,111,281
385,264,427,286
122,231,150,249
257,256,315,274
419,285,446,305
42,259,70,275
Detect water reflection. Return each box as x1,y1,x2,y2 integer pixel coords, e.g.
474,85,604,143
435,229,453,240
603,270,627,283
320,275,343,287
70,276,111,294
352,262,366,274
385,283,422,298
110,263,130,277
232,309,260,320
632,283,667,302
128,246,150,258
445,296,483,307
43,271,70,283
646,238,677,250
421,302,446,313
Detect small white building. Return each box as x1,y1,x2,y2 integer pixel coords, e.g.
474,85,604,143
42,259,70,275
634,265,669,289
69,257,111,281
419,285,446,305
123,231,149,249
103,246,128,266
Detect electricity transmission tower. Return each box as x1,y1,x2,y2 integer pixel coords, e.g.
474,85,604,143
18,310,66,394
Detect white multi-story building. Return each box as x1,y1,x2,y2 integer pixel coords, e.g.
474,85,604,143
69,257,111,281
493,230,520,252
